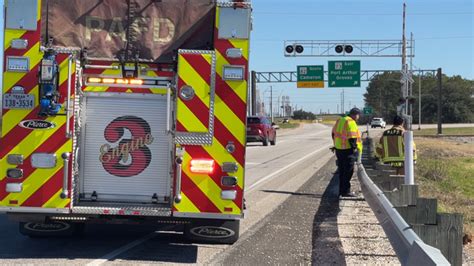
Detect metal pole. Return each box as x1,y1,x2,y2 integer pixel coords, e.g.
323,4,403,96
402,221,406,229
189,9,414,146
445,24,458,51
418,73,421,130
251,71,257,115
404,131,414,185
437,68,442,135
270,85,273,122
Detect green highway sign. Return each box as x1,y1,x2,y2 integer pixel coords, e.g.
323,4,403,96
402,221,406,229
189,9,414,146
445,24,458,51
297,65,324,88
363,107,373,115
328,60,361,87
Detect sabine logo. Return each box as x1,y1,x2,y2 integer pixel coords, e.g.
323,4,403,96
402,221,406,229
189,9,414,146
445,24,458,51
99,116,154,177
19,120,56,130
190,226,235,239
24,222,71,232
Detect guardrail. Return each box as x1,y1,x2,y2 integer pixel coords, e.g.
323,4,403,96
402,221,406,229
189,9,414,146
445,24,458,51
357,163,450,265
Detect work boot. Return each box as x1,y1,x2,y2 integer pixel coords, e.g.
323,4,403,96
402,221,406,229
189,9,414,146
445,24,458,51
341,192,357,197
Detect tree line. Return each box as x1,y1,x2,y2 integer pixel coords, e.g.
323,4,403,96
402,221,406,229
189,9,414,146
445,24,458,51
363,72,474,124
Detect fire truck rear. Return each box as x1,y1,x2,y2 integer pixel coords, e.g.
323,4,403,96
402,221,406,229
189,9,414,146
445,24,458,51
0,0,250,244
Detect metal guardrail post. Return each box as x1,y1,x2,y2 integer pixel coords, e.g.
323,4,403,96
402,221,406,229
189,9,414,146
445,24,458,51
357,162,450,265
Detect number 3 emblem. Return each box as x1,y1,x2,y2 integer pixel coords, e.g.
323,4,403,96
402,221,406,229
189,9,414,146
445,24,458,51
99,116,154,177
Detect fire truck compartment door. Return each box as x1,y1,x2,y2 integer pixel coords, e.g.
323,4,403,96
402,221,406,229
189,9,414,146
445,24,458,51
175,50,215,145
80,93,171,202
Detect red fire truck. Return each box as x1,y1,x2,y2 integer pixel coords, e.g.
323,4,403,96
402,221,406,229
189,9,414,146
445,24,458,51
0,0,251,244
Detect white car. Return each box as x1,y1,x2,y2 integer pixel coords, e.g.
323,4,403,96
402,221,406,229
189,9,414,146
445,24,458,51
371,117,386,128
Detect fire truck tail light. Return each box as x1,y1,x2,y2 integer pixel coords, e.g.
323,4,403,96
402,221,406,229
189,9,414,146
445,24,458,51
31,153,57,168
221,176,238,187
6,183,22,193
190,159,215,174
223,65,245,81
221,190,237,200
7,168,23,179
7,154,24,165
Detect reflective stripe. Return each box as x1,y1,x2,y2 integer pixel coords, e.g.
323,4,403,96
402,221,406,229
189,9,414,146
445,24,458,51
333,116,362,151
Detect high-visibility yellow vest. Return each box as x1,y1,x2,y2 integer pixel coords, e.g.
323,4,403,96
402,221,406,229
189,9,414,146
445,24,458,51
332,116,362,152
375,126,417,163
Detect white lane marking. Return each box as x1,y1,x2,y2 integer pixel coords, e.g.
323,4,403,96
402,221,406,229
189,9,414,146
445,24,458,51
247,144,332,193
246,162,261,165
86,232,157,266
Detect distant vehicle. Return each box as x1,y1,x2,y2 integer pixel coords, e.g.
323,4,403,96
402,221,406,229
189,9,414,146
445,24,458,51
247,116,277,146
371,117,387,128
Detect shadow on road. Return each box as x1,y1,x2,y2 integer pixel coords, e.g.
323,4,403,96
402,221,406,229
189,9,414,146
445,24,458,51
311,173,347,265
0,222,198,263
261,189,323,198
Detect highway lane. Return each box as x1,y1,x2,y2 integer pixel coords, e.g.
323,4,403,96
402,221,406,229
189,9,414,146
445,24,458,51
0,123,335,264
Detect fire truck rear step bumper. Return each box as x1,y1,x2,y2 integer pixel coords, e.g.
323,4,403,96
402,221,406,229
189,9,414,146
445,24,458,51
71,206,171,217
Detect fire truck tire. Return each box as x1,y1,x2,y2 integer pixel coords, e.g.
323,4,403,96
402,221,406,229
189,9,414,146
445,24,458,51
19,221,82,238
184,219,240,244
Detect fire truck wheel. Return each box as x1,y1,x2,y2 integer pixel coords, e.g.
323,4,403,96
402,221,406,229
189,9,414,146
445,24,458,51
184,219,240,244
19,221,81,238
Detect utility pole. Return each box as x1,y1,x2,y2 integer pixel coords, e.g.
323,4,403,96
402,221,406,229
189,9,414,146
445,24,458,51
270,85,273,122
437,68,442,135
251,71,257,115
418,73,421,130
401,3,414,186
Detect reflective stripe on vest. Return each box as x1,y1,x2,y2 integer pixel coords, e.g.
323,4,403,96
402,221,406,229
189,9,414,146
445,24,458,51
333,116,362,151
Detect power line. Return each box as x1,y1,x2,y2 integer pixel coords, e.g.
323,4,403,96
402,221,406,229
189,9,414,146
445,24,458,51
254,11,473,16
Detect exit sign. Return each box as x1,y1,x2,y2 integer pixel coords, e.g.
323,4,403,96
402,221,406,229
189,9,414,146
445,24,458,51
297,65,324,88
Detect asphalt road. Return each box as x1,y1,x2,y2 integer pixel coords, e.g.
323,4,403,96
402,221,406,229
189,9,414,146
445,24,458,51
0,123,345,264
1,122,471,264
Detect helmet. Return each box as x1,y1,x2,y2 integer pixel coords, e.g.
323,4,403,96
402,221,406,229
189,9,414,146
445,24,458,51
393,115,404,126
349,107,361,115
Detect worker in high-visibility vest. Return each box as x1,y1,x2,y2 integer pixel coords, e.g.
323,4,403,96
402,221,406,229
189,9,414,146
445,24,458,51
375,115,417,175
332,108,362,197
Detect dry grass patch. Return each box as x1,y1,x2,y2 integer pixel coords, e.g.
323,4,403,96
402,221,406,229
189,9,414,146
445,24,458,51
415,137,474,237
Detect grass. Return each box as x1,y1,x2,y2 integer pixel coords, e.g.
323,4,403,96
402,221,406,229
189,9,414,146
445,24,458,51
415,137,474,236
276,121,300,129
414,127,474,136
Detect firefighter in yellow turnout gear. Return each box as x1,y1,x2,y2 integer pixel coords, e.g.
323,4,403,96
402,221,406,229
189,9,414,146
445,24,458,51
332,108,362,197
375,115,417,175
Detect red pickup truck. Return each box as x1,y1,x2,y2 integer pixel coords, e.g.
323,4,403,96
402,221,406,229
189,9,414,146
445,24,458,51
246,116,277,146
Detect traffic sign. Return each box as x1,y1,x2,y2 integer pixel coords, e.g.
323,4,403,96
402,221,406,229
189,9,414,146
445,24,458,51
297,65,324,88
363,107,373,115
328,60,361,87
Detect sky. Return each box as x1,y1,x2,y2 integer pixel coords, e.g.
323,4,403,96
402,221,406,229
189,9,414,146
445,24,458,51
249,0,473,115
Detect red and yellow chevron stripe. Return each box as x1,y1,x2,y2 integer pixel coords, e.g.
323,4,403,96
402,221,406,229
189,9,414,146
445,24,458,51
0,0,74,209
173,5,249,217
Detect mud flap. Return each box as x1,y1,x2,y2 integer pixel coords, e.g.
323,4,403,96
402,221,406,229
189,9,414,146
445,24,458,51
19,221,84,237
184,219,239,244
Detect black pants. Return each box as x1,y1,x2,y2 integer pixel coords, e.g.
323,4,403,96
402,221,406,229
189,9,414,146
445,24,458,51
335,149,355,195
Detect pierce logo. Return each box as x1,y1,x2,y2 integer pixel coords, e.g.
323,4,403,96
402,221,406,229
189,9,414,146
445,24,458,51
99,116,154,177
24,222,71,232
190,226,235,239
19,120,55,129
